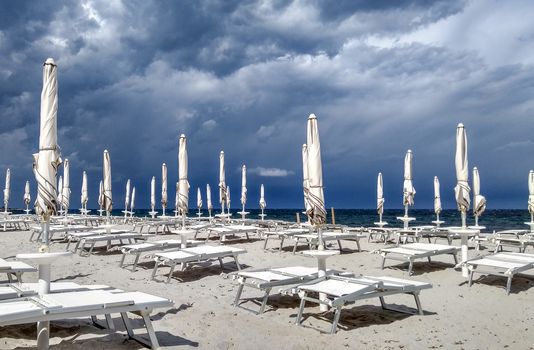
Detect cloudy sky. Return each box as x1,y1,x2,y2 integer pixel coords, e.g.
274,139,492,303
1,0,534,210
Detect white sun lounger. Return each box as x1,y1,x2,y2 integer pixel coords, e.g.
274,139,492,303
0,282,112,300
288,275,432,333
464,252,534,294
119,239,202,271
206,225,259,243
261,228,310,251
29,224,95,241
0,258,36,282
292,231,365,253
77,233,145,256
151,245,247,283
0,289,173,349
227,266,346,314
1,218,29,231
64,228,131,251
378,243,459,275
490,231,534,253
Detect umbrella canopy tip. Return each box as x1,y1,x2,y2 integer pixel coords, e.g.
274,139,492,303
457,123,464,128
44,58,56,65
407,149,412,153
104,149,109,153
220,150,224,154
473,166,478,171
180,134,186,138
308,113,317,120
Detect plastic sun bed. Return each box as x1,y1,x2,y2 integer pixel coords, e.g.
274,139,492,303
205,225,259,243
151,245,247,283
64,228,131,251
378,243,459,275
119,239,203,271
76,233,145,256
464,252,534,294
227,266,344,314
0,282,111,300
29,224,95,241
261,228,310,251
292,231,365,253
0,258,36,283
287,274,432,334
490,232,534,253
0,289,173,349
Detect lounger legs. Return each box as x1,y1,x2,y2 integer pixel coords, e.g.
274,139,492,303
295,296,306,326
330,307,342,334
234,283,244,307
258,289,272,314
506,276,513,295
120,311,160,349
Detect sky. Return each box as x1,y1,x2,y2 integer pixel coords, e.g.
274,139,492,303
1,0,534,210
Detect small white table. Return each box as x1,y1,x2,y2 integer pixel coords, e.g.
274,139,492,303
374,221,388,228
302,250,340,311
170,229,196,248
397,216,416,229
432,220,445,228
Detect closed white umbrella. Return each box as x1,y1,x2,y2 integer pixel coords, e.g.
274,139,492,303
259,184,266,220
150,176,156,217
197,187,202,217
57,176,63,212
103,150,112,219
433,176,442,225
130,186,136,216
23,180,31,213
302,144,311,216
305,114,326,227
81,171,88,212
472,167,486,227
377,172,384,222
219,151,227,214
98,180,104,216
454,124,470,226
161,163,168,216
206,184,213,217
28,58,63,348
402,150,416,212
123,179,130,220
3,168,10,212
61,159,70,216
529,170,534,223
454,123,471,278
240,165,247,219
174,181,179,217
178,134,189,226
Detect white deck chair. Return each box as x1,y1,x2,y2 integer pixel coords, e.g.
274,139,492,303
464,252,534,294
0,289,173,349
151,245,246,283
119,239,202,271
65,228,130,251
292,231,365,253
29,224,95,241
206,225,259,243
288,275,432,333
77,233,145,256
261,228,310,251
491,231,534,253
378,243,459,275
0,258,36,282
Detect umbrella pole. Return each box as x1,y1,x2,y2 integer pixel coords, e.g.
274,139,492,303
37,218,51,350
182,212,185,229
317,225,324,251
379,212,382,224
163,206,166,217
460,210,468,277
475,215,479,227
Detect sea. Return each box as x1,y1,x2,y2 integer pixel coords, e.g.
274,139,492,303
10,208,532,233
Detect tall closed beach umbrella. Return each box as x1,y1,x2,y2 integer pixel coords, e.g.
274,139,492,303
130,186,136,216
219,151,227,214
123,179,130,220
259,184,266,220
178,134,189,226
377,172,384,223
161,163,168,216
240,165,247,219
302,144,311,216
207,184,213,217
434,176,442,224
197,187,202,216
174,181,179,217
150,176,156,217
24,180,31,213
402,150,416,212
98,180,104,216
529,170,534,223
57,176,63,212
81,171,88,214
61,159,70,216
103,150,112,219
473,167,486,227
305,114,326,227
3,168,10,212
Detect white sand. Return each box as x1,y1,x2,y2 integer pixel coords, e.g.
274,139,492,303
1,227,533,349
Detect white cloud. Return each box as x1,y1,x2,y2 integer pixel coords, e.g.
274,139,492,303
248,167,294,177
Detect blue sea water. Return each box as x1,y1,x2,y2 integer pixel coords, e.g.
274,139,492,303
12,208,531,233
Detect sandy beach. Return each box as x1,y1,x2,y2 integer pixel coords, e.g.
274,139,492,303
1,225,533,350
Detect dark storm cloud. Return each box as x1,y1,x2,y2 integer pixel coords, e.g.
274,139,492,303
1,0,534,211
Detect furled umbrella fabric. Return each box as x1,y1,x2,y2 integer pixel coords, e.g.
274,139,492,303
219,151,227,210
206,184,213,211
259,184,266,210
454,124,470,213
434,176,442,215
305,114,326,226
302,144,311,213
402,150,416,207
197,187,202,209
3,168,10,209
150,176,156,211
103,150,113,214
81,171,88,209
57,176,63,210
24,180,31,206
178,134,190,216
124,179,131,211
33,58,61,219
241,165,247,207
473,167,486,217
174,181,179,215
98,180,104,210
529,170,534,216
377,172,384,215
161,163,168,210
130,187,136,213
61,159,70,212
226,186,231,209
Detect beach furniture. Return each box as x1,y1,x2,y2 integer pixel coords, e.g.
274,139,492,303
119,238,202,271
29,224,95,241
287,274,432,333
64,228,131,251
464,252,534,294
151,245,246,282
378,243,459,275
292,230,365,253
0,258,36,282
205,224,260,243
490,230,534,253
0,282,111,300
1,217,30,231
227,266,346,314
367,227,397,243
261,227,310,251
76,232,145,256
0,288,173,349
